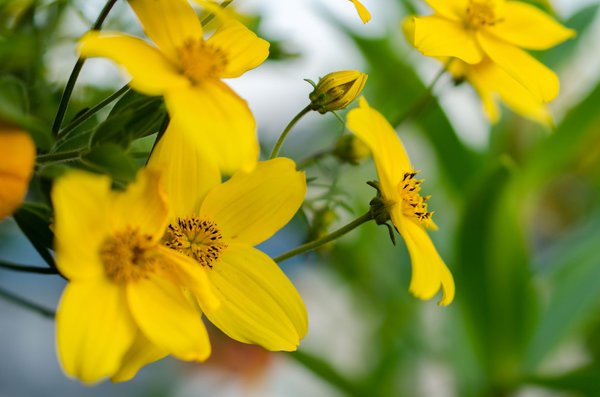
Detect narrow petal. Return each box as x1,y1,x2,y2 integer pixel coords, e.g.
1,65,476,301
79,32,189,96
57,280,136,383
477,32,559,102
199,158,306,246
112,332,168,383
413,16,483,64
127,274,211,361
206,20,270,79
147,123,221,219
485,2,575,50
425,0,468,21
110,169,170,242
393,212,455,305
0,130,35,220
164,81,259,175
129,0,203,61
52,171,112,280
199,244,307,351
346,97,410,201
350,0,372,24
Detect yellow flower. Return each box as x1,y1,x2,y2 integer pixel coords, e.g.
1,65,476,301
78,0,269,174
408,0,575,103
346,97,455,305
0,126,35,220
52,169,219,384
149,127,308,351
310,70,368,114
349,0,372,23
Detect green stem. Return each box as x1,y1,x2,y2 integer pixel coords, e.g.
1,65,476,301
0,260,58,275
275,211,373,263
52,0,118,135
201,0,234,26
395,59,454,125
57,84,130,139
0,286,55,318
298,149,330,169
269,105,312,159
37,149,87,164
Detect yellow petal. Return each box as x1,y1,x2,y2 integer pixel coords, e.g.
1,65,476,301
52,171,112,280
402,16,416,47
56,279,136,383
147,121,221,219
109,169,170,243
413,16,484,64
200,244,307,351
78,32,189,96
346,97,410,201
164,81,259,175
477,31,559,102
392,213,455,305
126,274,211,361
0,130,35,219
128,0,203,61
349,0,372,24
206,20,270,79
112,332,168,383
199,158,306,246
485,1,575,50
425,0,468,21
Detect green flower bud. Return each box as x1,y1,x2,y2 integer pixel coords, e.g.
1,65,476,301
333,134,371,165
309,70,368,114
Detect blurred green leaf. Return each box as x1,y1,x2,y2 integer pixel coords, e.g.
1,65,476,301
527,364,600,396
12,203,56,269
81,144,139,182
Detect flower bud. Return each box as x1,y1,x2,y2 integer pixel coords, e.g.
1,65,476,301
333,134,370,165
309,70,367,114
0,125,35,220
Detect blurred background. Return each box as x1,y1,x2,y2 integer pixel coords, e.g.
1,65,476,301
1,0,600,396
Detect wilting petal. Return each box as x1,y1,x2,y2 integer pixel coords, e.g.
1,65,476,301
164,81,259,175
477,31,559,102
425,0,468,21
112,332,168,383
52,171,112,280
127,274,211,361
57,280,136,383
199,158,305,246
199,244,307,351
485,2,575,50
413,16,484,64
349,0,372,24
207,20,270,79
129,0,203,61
79,32,189,96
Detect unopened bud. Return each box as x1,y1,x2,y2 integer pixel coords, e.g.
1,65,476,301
333,134,370,165
309,70,367,114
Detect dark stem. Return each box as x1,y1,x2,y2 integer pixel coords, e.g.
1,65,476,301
37,149,87,164
0,286,55,318
0,260,59,275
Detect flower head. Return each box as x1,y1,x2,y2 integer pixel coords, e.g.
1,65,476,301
0,126,35,220
310,70,368,114
78,0,270,174
346,97,455,305
406,0,575,104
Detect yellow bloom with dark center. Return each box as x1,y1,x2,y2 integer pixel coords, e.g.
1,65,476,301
349,0,371,23
0,127,35,220
408,0,574,104
52,169,220,384
346,98,455,305
149,126,308,351
78,0,269,174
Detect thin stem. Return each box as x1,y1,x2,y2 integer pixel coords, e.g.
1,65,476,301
57,84,130,139
395,59,454,125
269,105,312,159
275,211,373,263
37,149,87,164
0,286,55,318
0,260,59,275
52,0,118,135
298,149,330,169
201,0,234,26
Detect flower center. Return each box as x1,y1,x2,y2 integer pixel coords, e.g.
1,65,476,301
178,39,228,82
163,217,227,268
398,171,436,229
99,227,159,283
465,0,502,28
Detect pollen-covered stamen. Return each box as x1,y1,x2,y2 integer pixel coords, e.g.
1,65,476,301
177,39,228,82
399,171,436,229
465,0,503,28
100,227,160,284
164,217,227,269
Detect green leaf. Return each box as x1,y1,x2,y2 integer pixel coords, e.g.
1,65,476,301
81,144,139,182
12,203,56,269
527,364,600,395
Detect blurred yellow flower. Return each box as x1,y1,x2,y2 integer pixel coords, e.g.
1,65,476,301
149,129,308,351
52,169,219,384
310,70,368,114
347,97,455,305
349,0,371,23
407,0,574,104
0,127,35,220
78,0,269,174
